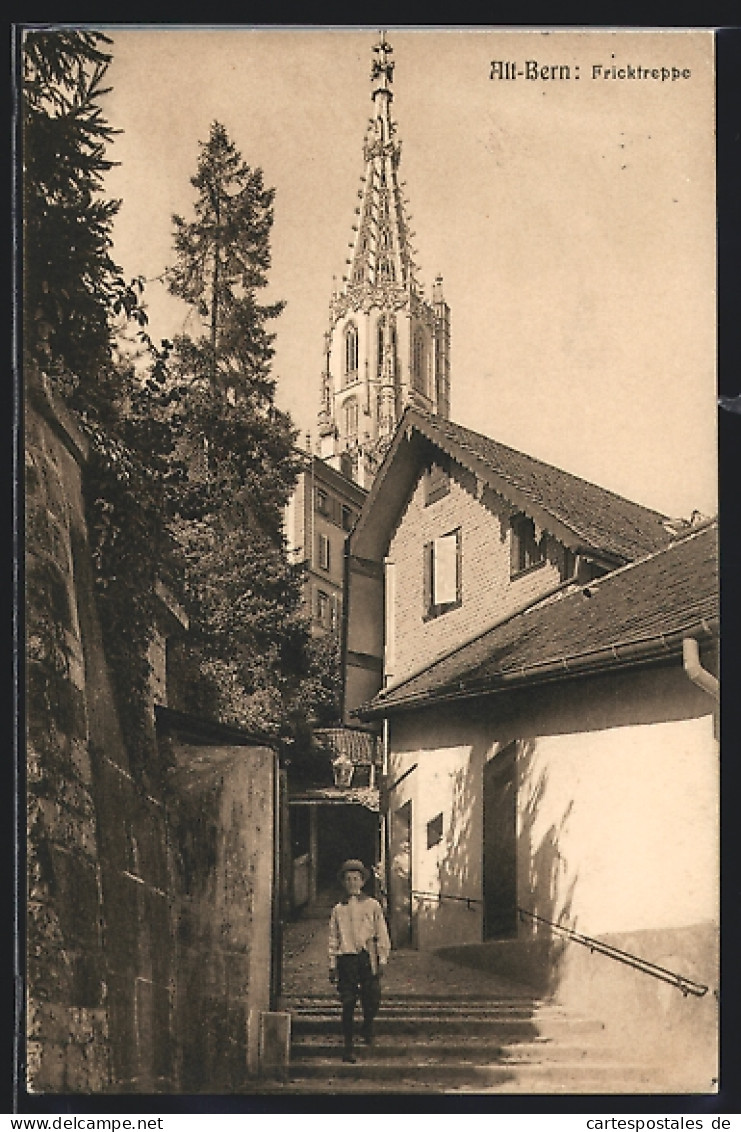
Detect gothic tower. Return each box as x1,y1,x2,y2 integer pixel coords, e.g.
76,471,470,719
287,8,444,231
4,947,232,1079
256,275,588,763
317,32,451,488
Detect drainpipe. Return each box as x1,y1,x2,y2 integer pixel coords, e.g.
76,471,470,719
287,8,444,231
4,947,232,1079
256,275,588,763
380,718,390,909
682,637,719,701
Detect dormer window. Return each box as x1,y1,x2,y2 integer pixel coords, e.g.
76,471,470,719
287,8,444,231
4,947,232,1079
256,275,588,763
424,462,450,507
510,514,545,577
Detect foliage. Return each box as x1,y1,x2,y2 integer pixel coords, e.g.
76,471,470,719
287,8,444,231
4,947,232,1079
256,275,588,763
301,629,344,727
168,121,284,400
23,39,332,775
21,29,147,404
22,29,171,783
164,122,322,742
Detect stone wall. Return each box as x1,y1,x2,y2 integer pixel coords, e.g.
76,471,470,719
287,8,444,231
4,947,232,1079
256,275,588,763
166,743,277,1092
24,374,279,1094
25,373,114,1092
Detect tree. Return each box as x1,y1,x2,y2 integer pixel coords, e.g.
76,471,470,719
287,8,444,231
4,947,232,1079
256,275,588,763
21,29,146,412
165,123,312,740
22,29,175,783
169,121,284,401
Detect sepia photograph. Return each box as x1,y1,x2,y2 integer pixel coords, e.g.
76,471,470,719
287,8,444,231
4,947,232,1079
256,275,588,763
20,24,720,1105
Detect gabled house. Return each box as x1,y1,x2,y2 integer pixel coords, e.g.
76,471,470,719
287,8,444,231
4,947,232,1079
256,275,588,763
342,407,718,1089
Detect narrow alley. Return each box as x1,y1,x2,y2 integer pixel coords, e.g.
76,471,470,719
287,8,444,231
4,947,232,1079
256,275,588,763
262,899,661,1096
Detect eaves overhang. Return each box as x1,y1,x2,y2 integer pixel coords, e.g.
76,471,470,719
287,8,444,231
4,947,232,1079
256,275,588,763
349,407,657,566
354,616,719,721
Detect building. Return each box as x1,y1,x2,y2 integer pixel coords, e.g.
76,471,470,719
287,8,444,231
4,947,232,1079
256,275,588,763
285,449,366,638
286,33,449,642
315,31,451,489
343,407,718,1089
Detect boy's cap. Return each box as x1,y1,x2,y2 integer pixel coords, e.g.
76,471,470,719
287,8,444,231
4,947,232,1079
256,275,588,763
338,858,370,883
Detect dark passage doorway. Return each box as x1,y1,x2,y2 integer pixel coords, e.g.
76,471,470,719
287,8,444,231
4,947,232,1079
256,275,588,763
316,803,378,894
483,742,518,939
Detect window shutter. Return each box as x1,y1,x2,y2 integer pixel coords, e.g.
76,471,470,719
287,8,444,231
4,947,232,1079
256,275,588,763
423,540,433,614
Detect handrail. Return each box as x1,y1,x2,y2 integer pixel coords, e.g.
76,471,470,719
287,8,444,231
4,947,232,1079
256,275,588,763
518,908,711,999
411,889,482,910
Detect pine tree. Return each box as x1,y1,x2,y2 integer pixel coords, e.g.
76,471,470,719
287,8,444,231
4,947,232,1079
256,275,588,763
166,122,310,739
21,29,146,412
169,121,284,401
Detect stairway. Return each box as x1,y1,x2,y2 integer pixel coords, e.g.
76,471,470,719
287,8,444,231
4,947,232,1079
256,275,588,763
267,990,660,1094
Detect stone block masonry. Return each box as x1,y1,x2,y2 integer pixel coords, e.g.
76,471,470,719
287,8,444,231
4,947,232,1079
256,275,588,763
23,371,279,1095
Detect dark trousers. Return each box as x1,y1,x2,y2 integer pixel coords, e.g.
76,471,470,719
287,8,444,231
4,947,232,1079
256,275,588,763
336,950,381,1046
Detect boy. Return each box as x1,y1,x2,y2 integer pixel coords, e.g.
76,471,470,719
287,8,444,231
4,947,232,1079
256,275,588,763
328,859,391,1063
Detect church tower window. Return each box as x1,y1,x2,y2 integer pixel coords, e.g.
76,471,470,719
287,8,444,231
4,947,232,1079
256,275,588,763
343,397,359,439
344,322,359,384
379,256,395,283
412,327,428,395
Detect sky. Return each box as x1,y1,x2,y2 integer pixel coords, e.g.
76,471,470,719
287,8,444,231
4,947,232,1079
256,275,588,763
101,26,717,519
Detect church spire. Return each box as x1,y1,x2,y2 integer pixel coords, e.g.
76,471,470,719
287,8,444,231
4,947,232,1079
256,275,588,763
338,30,417,302
317,33,452,486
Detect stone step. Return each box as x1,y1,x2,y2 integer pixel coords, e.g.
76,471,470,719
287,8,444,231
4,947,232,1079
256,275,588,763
287,1005,588,1023
290,1013,605,1039
251,1075,659,1096
288,1001,552,1016
255,1057,657,1094
291,1035,626,1063
287,1055,649,1081
285,993,542,1006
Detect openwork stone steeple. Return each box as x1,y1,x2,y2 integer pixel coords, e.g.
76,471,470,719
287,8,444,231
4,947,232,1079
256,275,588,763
317,32,451,487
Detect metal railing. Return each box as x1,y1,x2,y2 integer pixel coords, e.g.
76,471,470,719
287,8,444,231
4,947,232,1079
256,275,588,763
411,889,482,911
518,908,711,998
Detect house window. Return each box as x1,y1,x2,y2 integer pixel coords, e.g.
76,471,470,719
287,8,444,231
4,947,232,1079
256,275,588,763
341,505,355,532
316,589,337,630
318,533,331,571
424,528,462,618
510,514,545,577
424,462,450,507
315,487,331,517
344,323,358,383
427,812,444,849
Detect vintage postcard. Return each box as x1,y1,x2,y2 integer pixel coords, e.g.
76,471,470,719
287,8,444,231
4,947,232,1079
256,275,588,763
20,26,721,1107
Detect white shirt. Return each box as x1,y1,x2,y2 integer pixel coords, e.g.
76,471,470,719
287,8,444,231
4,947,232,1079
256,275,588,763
328,895,391,973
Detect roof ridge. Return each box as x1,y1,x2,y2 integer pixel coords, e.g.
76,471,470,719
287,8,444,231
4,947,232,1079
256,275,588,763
430,412,670,520
574,516,718,594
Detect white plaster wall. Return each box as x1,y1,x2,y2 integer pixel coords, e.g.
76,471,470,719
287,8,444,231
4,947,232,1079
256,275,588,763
387,735,485,948
386,669,718,952
517,714,718,937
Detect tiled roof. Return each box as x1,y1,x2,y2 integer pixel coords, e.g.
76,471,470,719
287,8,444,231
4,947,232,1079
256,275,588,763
411,410,676,561
289,786,380,812
314,727,381,765
361,521,718,716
